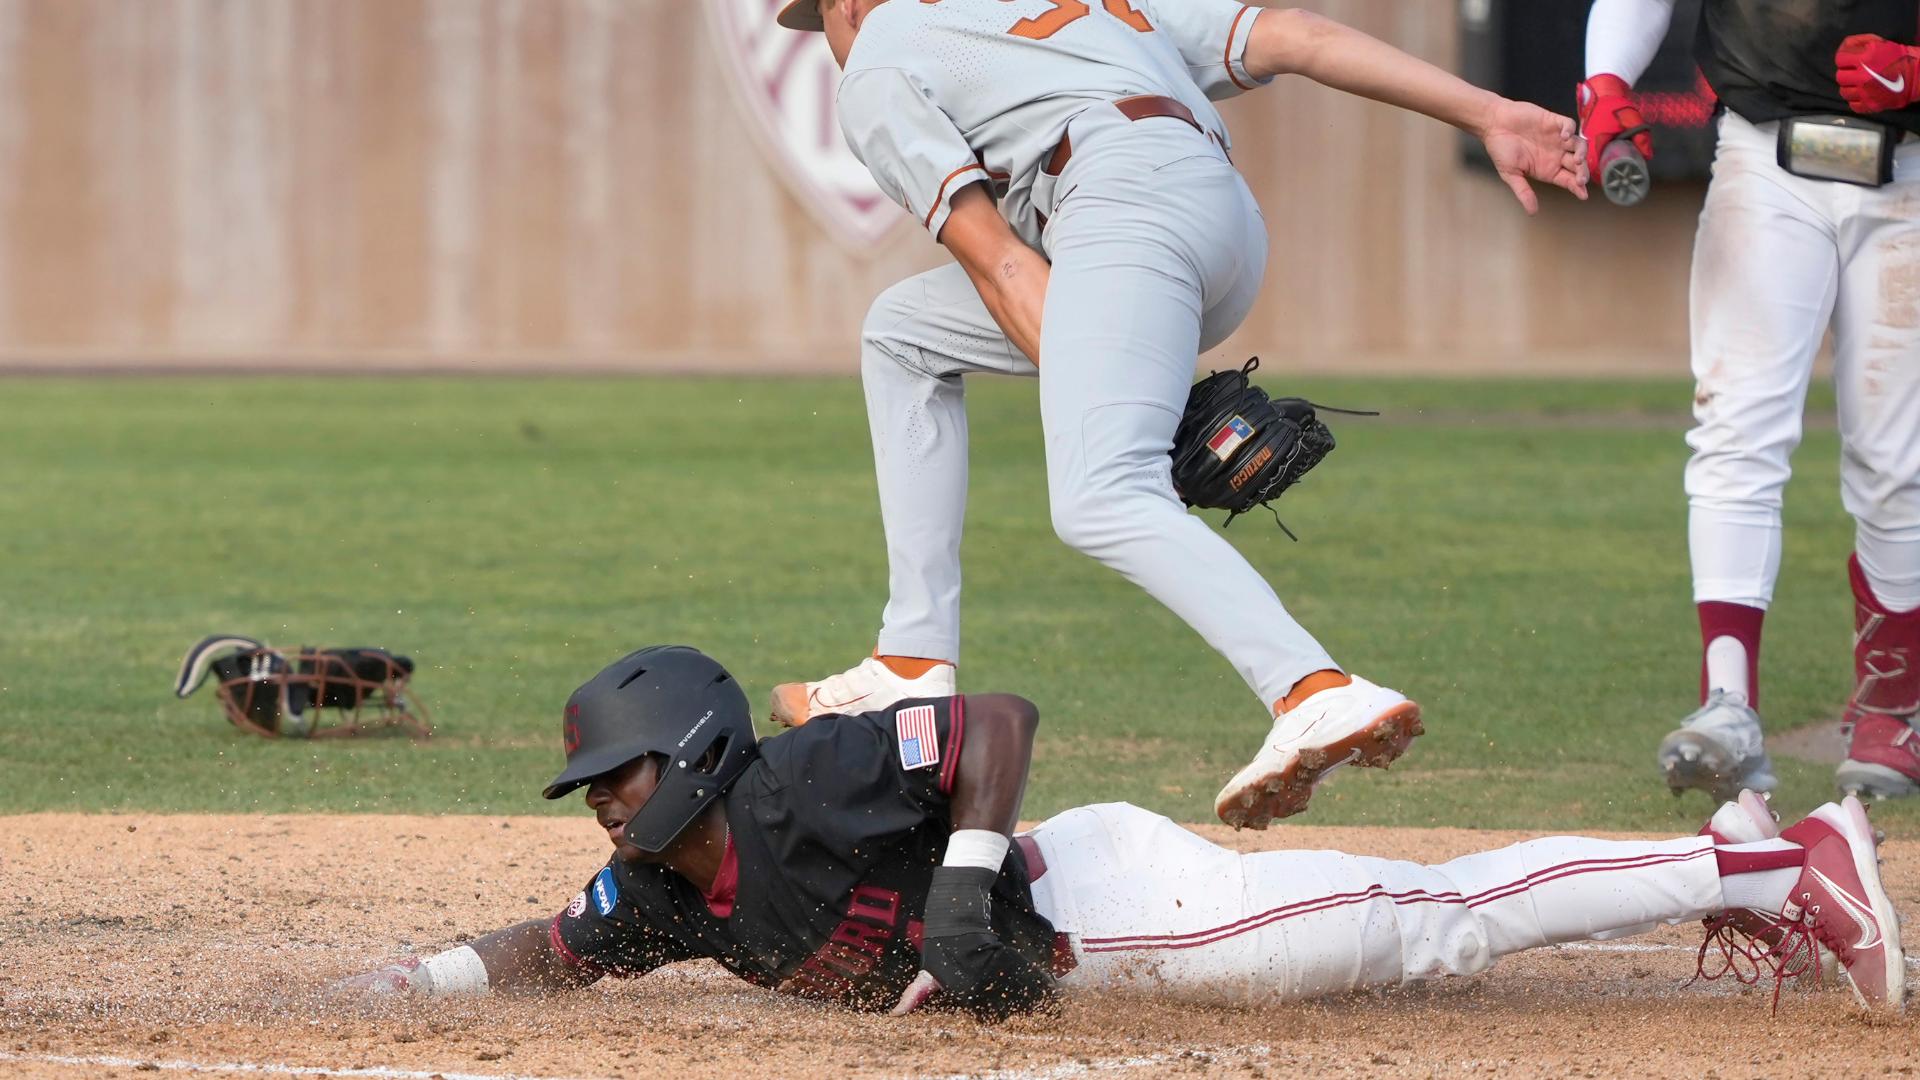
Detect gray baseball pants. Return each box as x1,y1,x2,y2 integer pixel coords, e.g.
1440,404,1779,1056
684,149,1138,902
861,106,1338,708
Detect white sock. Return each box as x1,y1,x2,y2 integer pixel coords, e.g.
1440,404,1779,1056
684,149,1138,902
1857,523,1920,613
1718,840,1801,913
1689,507,1782,607
1703,636,1750,702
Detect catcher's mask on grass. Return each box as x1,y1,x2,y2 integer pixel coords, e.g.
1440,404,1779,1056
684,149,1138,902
543,646,758,854
173,634,430,739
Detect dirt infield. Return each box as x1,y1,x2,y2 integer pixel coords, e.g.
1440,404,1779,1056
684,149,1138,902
2,814,1916,1080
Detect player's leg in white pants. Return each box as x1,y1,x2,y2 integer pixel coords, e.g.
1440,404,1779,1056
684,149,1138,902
1036,123,1336,706
1833,137,1920,610
860,264,1036,663
1663,113,1841,798
1026,803,1722,1004
1685,112,1841,614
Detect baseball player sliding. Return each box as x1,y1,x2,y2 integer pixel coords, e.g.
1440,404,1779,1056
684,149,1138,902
765,0,1591,830
1580,1,1920,802
330,646,1905,1017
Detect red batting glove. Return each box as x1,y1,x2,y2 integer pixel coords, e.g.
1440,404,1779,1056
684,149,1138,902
1837,34,1920,114
1576,73,1654,185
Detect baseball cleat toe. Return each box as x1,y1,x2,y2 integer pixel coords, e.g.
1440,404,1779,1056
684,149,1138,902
1214,686,1422,829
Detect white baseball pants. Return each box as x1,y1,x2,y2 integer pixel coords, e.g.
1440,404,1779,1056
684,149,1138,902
1687,111,1920,608
1025,802,1721,1003
861,104,1337,706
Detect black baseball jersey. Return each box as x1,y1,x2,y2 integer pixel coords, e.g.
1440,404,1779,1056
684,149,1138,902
1697,0,1920,135
546,696,1061,1010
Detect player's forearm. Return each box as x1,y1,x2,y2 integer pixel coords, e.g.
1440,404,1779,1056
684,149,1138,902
467,918,597,992
940,184,1048,365
947,694,1039,836
1585,0,1677,83
953,238,1047,365
1245,8,1505,139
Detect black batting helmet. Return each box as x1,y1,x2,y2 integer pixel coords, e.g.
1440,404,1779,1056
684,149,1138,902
542,645,758,853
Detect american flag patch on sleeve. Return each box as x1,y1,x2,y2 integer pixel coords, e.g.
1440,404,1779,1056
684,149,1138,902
895,704,940,771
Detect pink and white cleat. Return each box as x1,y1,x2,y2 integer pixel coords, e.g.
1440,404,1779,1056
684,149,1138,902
768,657,955,728
1775,797,1907,1014
1214,675,1422,830
1695,790,1839,989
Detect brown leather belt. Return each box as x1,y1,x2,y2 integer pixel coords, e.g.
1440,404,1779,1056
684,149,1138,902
1044,94,1203,177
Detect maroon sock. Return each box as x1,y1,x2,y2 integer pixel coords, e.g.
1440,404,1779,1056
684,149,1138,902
1715,845,1804,876
1698,602,1765,708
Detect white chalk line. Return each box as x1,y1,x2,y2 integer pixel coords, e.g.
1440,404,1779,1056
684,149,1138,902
0,1051,591,1080
0,1047,1262,1080
925,1045,1270,1080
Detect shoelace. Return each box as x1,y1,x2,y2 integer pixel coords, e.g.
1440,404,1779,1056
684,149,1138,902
1689,904,1826,1014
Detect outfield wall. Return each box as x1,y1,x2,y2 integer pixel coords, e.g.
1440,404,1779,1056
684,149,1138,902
0,1,1702,375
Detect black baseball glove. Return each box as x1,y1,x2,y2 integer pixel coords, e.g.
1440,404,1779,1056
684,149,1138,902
1170,357,1372,535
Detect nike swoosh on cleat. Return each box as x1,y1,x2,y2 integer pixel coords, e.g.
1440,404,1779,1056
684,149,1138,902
1864,64,1907,94
809,688,871,711
1809,867,1882,950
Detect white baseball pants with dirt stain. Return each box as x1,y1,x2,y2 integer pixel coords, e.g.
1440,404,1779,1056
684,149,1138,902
1687,111,1920,608
860,105,1336,708
1024,802,1721,1003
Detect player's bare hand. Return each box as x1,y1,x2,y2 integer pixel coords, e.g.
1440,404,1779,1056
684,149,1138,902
889,970,943,1016
1481,99,1589,214
325,957,430,1003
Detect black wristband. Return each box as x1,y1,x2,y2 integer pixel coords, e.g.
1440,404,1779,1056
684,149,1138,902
922,865,997,939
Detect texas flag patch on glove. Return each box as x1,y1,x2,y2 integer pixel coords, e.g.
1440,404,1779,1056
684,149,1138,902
1208,416,1255,462
895,705,940,771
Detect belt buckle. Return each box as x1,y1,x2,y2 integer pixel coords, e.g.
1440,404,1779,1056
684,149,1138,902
1778,114,1896,186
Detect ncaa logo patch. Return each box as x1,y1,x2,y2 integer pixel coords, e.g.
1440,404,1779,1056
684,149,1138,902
591,867,618,917
895,704,940,772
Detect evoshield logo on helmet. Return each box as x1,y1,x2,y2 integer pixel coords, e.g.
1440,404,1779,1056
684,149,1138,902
678,709,716,750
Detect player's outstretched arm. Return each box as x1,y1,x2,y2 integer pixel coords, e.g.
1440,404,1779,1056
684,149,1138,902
893,693,1053,1020
940,185,1049,365
1244,9,1588,213
328,918,598,1002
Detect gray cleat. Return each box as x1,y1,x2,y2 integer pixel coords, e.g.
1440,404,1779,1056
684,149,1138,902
1657,690,1778,801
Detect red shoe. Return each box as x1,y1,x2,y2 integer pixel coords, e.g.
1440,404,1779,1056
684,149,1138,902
1693,791,1836,991
1839,713,1920,799
1835,558,1920,799
1776,798,1906,1014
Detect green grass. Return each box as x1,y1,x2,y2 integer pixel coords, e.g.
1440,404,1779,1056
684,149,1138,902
0,373,1890,834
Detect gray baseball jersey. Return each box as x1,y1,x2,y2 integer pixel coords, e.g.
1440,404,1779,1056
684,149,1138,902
836,0,1272,244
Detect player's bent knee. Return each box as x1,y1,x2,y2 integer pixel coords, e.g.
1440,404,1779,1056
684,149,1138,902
860,280,931,362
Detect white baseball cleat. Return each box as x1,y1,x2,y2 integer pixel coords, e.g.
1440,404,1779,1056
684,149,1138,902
769,657,956,728
1214,675,1422,830
1658,690,1778,801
